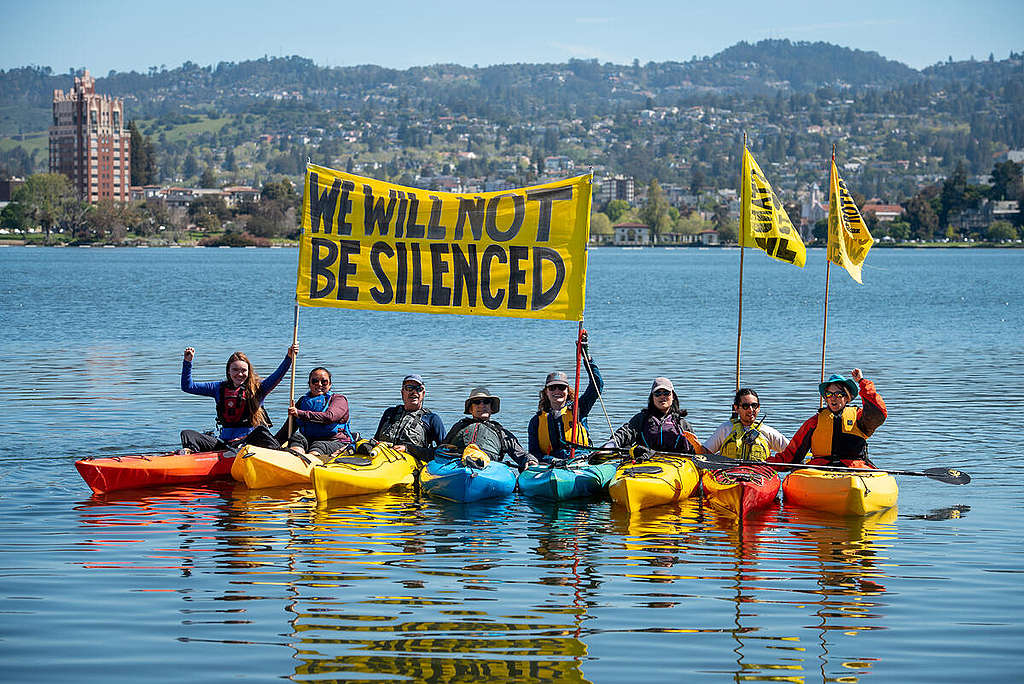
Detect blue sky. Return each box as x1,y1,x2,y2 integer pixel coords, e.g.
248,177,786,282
2,0,1020,75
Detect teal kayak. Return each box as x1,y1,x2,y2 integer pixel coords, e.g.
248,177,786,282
517,462,616,500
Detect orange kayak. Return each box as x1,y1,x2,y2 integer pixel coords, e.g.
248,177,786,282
75,450,232,494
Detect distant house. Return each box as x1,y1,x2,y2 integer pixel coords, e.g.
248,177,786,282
222,186,261,208
613,222,651,245
861,202,904,223
698,229,720,246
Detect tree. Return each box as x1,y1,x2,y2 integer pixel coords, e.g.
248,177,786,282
675,211,711,235
13,173,74,241
128,120,157,186
690,165,705,196
0,200,30,234
717,219,739,243
640,179,672,233
590,212,613,236
939,161,968,227
182,154,199,179
989,161,1023,201
905,194,939,240
199,168,217,188
188,194,230,230
604,199,631,223
987,220,1018,242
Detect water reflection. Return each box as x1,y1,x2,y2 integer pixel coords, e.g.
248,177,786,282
70,483,907,683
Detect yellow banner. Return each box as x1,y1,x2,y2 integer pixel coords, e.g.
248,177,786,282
296,165,591,320
828,160,873,283
740,147,806,267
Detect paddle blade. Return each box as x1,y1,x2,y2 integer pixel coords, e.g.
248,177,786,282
923,467,971,485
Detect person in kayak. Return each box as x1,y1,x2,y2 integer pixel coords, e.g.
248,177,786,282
277,366,353,462
601,377,700,456
179,344,297,453
769,368,886,467
442,387,534,470
527,330,604,464
702,388,789,461
373,373,446,461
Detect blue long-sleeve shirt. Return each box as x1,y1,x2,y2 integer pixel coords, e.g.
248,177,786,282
180,353,292,441
527,357,604,460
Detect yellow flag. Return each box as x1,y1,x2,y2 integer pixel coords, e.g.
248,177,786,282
297,164,591,321
740,147,806,267
827,160,873,283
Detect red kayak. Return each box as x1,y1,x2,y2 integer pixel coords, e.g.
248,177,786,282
700,463,781,517
75,450,233,494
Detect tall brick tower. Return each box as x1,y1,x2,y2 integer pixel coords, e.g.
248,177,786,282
49,70,130,203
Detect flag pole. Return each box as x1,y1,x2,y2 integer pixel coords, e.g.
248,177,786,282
570,320,584,461
819,145,836,408
736,133,747,391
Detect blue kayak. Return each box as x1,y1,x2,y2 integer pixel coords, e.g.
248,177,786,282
517,462,617,500
420,455,517,502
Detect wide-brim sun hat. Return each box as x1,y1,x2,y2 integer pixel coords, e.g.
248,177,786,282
819,373,859,399
464,386,501,414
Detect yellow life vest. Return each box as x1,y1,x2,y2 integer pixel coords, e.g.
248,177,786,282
810,406,869,458
536,406,590,455
720,419,771,461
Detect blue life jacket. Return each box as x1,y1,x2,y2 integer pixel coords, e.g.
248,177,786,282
296,392,351,440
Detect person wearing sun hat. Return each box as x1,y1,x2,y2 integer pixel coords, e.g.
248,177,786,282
770,368,887,467
527,329,605,463
373,374,446,461
600,376,700,456
442,386,533,470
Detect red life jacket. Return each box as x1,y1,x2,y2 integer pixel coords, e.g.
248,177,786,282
217,384,254,428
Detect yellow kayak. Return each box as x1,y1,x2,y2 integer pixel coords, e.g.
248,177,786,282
312,442,418,502
231,444,315,488
609,454,699,512
782,467,898,516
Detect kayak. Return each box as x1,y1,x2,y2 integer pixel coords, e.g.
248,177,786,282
312,442,419,502
420,454,517,502
517,462,617,500
75,449,232,494
700,463,781,517
608,454,699,512
782,467,898,516
231,444,315,488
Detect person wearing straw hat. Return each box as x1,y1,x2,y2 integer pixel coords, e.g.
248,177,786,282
601,377,700,455
373,373,446,461
442,387,533,470
527,330,604,464
770,368,887,467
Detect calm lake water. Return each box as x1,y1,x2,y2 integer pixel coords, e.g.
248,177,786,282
1,245,1021,682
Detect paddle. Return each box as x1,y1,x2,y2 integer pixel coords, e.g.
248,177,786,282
707,457,971,485
567,441,971,485
566,440,715,466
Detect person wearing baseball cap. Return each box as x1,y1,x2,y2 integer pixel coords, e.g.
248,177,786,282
770,368,887,468
601,376,700,456
527,329,604,463
441,386,532,470
373,374,446,461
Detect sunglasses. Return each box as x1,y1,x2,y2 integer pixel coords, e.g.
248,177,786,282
471,398,491,406
738,402,759,409
823,391,847,399
653,389,672,397
309,378,331,385
402,384,424,393
547,385,569,392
